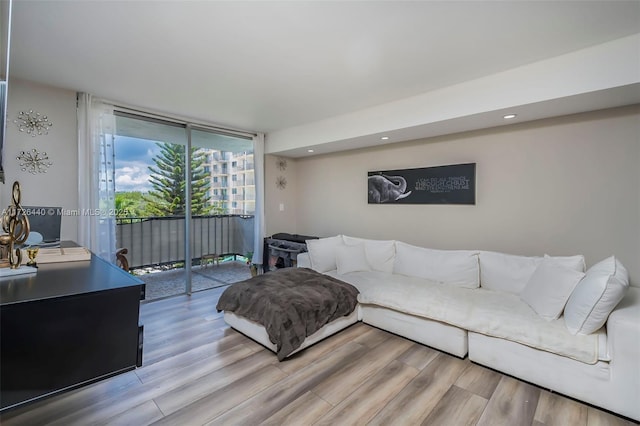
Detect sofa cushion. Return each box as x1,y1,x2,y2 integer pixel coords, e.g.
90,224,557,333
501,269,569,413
480,251,586,295
545,254,586,273
342,235,395,274
393,242,479,288
330,270,601,364
564,256,629,335
336,244,371,275
520,257,585,321
306,235,343,273
479,251,541,294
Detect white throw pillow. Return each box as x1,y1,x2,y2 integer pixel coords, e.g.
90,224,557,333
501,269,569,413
343,235,395,273
545,254,586,272
520,257,585,321
336,244,371,275
393,242,479,288
479,251,541,294
564,256,630,335
305,235,343,273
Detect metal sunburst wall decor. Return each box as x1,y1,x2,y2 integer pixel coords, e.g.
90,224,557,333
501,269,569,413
14,109,53,136
17,149,53,174
276,157,288,171
276,176,287,190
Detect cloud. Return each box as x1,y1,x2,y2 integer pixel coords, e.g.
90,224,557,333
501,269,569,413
115,163,151,192
114,136,161,192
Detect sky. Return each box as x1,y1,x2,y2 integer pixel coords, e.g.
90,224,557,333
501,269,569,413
114,136,161,193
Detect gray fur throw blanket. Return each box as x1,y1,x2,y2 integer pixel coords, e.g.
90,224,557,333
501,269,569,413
216,267,359,360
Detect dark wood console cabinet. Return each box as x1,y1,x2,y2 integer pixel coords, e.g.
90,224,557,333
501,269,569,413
0,245,144,412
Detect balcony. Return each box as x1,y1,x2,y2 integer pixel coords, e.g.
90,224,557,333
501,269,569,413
116,214,254,300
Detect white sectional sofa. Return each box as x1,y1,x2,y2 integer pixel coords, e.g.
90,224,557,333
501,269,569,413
297,235,640,421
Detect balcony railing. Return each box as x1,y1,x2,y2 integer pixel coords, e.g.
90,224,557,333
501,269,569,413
116,214,254,269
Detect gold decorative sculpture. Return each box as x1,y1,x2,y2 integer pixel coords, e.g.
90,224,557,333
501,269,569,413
0,181,30,268
26,246,39,267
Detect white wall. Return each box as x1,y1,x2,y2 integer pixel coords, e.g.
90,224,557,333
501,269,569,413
266,105,640,285
1,78,78,242
264,154,298,235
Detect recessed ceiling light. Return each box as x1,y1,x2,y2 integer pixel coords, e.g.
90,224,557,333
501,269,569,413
307,149,314,153
503,114,517,119
381,136,389,140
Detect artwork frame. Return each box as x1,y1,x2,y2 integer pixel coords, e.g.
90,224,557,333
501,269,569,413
368,163,476,205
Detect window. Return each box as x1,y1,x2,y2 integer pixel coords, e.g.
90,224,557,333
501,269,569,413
111,110,257,299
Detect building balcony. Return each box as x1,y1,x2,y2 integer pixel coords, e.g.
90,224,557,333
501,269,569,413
116,214,254,300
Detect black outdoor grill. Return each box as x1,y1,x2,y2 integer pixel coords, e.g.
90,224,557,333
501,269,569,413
263,233,318,272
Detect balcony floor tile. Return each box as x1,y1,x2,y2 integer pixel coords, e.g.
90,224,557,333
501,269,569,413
138,261,252,301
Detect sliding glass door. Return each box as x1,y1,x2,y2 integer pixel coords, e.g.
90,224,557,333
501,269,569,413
112,112,255,300
188,128,254,293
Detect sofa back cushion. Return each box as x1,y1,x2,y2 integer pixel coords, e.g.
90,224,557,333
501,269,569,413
564,256,629,335
336,243,372,275
480,251,586,295
520,257,585,321
479,251,540,294
393,242,479,288
342,235,395,274
306,235,343,273
545,254,586,273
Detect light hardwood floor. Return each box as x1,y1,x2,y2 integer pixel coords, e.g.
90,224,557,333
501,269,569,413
1,286,637,426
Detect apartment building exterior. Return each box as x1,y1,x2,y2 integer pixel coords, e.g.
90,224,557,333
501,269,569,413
206,150,255,215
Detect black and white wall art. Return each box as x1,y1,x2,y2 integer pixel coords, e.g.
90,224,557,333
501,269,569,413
368,163,476,205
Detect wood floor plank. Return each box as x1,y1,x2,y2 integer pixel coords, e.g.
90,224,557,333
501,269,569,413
46,343,257,425
475,375,540,426
259,391,332,426
454,361,502,400
142,326,229,365
205,341,369,425
420,385,487,426
135,331,248,383
275,322,369,375
315,359,419,425
153,348,277,416
100,399,164,426
352,325,394,348
0,370,142,426
587,406,638,426
151,364,288,425
368,353,469,425
143,314,226,342
313,333,414,405
534,390,588,426
397,342,439,370
140,290,221,321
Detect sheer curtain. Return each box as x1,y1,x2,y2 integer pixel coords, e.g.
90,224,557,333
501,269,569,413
252,132,265,265
77,93,117,262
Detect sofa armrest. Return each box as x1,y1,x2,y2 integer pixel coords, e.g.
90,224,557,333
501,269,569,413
297,252,311,268
607,286,640,371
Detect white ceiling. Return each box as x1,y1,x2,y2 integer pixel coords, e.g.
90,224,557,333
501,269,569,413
7,1,640,155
